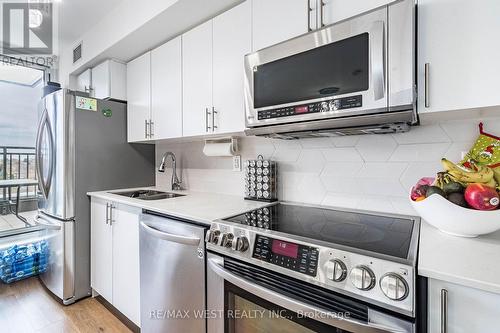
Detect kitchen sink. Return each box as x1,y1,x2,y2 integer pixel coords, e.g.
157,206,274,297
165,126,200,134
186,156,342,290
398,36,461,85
111,189,185,200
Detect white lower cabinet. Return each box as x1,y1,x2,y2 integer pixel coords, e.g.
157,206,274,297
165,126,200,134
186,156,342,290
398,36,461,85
90,198,112,302
428,279,500,333
90,197,141,327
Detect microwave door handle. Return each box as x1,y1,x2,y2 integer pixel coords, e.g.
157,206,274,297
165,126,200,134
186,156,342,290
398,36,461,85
207,258,405,333
371,20,385,101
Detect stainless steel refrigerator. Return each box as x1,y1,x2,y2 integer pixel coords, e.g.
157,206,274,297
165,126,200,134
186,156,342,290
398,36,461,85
35,89,154,305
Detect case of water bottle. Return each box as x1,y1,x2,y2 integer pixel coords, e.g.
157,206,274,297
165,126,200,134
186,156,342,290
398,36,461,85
0,240,49,284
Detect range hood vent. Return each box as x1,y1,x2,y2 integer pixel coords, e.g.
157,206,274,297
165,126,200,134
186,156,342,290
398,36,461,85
245,109,417,140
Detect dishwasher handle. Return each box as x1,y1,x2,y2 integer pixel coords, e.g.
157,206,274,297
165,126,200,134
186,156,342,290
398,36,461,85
140,221,201,246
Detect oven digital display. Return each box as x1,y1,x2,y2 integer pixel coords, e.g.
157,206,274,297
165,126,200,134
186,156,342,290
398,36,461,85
294,106,308,114
272,240,299,258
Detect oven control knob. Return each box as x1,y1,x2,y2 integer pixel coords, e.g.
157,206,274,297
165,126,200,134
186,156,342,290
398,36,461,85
320,102,329,112
327,259,347,282
232,236,249,252
380,273,409,301
350,266,376,291
329,99,341,111
206,230,221,245
221,233,234,248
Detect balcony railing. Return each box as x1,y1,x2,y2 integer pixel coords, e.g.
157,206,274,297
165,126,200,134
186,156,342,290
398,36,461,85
0,146,38,201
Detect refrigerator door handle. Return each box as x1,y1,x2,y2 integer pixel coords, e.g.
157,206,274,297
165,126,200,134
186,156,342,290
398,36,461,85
34,214,62,230
35,109,54,199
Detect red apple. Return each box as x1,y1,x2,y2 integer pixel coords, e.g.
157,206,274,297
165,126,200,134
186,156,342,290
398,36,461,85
464,184,500,210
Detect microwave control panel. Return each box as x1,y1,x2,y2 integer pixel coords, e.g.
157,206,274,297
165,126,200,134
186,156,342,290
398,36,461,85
257,95,362,120
252,235,318,277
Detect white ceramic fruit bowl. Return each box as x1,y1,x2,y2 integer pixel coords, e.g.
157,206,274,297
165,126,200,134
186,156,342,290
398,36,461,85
410,193,500,238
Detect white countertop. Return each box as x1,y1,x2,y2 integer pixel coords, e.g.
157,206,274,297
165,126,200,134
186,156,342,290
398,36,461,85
87,187,271,226
89,187,500,294
418,221,500,294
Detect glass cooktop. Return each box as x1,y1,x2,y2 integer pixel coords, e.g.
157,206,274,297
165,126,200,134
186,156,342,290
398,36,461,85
224,203,415,259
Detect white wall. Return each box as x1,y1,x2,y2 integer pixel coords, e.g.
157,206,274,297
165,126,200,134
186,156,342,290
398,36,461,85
156,114,500,216
58,0,178,86
58,0,242,87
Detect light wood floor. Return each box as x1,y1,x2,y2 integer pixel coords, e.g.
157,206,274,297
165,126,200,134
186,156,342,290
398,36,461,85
0,277,132,333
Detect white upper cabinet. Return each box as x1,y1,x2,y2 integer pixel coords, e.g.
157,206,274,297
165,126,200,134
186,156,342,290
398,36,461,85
322,0,395,26
428,279,500,333
418,0,500,113
76,68,92,94
92,59,127,101
151,36,183,139
182,20,214,137
127,52,152,142
213,1,252,134
252,0,309,51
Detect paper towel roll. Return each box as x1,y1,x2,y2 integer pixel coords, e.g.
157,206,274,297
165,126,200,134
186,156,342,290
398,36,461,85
203,141,235,157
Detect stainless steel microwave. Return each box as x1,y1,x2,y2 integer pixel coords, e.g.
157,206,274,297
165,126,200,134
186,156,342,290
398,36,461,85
244,0,416,139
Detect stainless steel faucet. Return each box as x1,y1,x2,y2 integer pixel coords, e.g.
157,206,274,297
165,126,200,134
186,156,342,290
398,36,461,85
158,152,182,191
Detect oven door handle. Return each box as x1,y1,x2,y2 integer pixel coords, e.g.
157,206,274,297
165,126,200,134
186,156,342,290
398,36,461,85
208,258,406,333
371,20,386,101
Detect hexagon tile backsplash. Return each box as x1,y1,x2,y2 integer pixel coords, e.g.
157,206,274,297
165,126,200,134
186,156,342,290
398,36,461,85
156,116,500,216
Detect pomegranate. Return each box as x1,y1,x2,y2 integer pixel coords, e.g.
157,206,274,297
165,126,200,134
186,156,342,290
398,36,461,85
464,184,500,210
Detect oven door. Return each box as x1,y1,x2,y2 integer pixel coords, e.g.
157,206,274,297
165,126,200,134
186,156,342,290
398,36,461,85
207,254,414,333
245,6,392,128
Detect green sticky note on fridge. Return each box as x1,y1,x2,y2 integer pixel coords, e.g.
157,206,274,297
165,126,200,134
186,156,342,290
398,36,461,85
75,96,97,111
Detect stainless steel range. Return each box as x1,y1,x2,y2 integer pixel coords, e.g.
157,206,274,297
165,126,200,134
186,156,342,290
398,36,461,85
206,203,424,333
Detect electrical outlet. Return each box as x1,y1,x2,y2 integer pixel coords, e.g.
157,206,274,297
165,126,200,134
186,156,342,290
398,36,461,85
233,155,241,171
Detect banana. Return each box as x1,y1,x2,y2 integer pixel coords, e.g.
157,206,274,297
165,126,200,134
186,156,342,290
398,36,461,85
448,166,494,184
441,158,495,184
441,158,460,172
443,172,467,187
493,168,500,186
484,178,497,188
441,158,477,174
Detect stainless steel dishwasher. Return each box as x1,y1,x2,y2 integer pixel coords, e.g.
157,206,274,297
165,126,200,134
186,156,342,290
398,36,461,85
140,211,207,333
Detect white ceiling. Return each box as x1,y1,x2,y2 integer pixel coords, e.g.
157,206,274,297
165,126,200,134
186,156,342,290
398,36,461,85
58,0,124,43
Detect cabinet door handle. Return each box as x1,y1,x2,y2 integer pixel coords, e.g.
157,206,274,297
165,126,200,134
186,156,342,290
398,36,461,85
307,0,313,31
212,107,218,132
144,119,149,138
105,203,110,225
149,120,154,138
319,0,325,28
424,63,430,108
441,288,448,333
206,107,211,132
109,204,116,226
